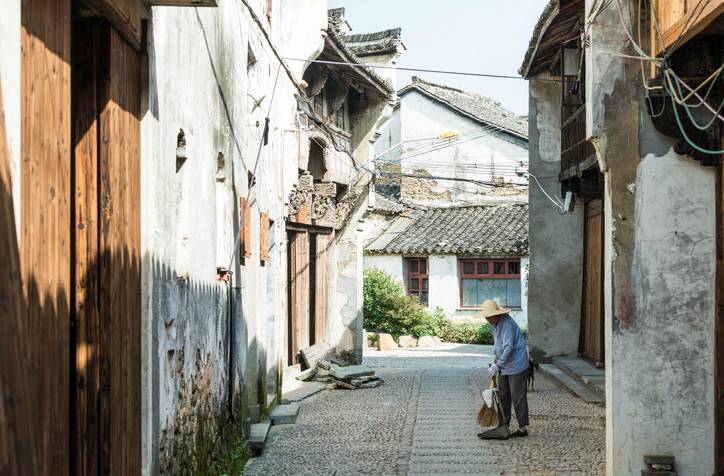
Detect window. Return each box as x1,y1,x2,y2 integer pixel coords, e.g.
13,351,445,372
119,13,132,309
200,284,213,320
406,257,429,306
459,259,521,308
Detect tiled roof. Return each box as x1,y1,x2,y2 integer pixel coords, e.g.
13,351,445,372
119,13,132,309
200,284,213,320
366,204,528,256
373,191,404,214
343,28,404,56
519,0,558,77
324,28,395,95
400,78,528,140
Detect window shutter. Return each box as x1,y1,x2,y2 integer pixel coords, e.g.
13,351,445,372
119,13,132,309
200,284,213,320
240,197,252,257
260,211,270,262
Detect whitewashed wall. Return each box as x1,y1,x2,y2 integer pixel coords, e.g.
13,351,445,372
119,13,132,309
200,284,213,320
364,254,529,329
0,0,20,237
141,1,326,473
376,88,528,205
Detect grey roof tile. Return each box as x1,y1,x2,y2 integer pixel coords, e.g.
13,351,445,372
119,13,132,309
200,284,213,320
342,28,404,56
367,204,528,256
400,78,528,139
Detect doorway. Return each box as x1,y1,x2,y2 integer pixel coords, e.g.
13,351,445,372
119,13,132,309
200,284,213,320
579,198,605,366
71,17,143,474
286,223,334,366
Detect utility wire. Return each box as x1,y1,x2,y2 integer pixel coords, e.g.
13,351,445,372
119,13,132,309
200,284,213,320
226,63,283,272
283,57,566,83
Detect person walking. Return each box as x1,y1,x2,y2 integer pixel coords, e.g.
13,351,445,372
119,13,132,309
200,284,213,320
479,299,529,438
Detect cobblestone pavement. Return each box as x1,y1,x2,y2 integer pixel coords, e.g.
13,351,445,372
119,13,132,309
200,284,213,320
244,344,605,475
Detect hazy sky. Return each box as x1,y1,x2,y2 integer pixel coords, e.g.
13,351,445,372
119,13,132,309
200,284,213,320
327,0,549,115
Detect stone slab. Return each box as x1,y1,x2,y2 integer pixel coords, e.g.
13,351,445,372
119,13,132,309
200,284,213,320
417,336,436,348
281,381,326,404
539,364,604,404
398,335,417,348
270,403,300,425
249,421,271,450
552,356,606,400
330,365,375,381
377,333,397,351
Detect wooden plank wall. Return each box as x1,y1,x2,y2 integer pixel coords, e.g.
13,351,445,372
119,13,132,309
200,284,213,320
99,27,142,475
288,231,310,363
0,77,40,475
21,1,72,473
314,233,333,344
72,21,103,476
580,199,604,364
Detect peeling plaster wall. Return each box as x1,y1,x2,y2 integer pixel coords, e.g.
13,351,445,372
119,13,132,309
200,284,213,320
586,2,717,473
610,151,715,475
527,75,583,361
380,89,528,206
141,2,324,473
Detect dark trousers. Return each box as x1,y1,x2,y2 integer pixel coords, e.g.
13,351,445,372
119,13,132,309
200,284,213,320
498,370,529,428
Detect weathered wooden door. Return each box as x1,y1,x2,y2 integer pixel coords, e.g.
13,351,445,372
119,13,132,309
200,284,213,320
286,225,334,365
72,21,142,475
287,230,311,365
579,199,605,365
21,1,72,473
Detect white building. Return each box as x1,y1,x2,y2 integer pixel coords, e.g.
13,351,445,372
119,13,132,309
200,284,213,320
374,77,529,206
364,202,529,329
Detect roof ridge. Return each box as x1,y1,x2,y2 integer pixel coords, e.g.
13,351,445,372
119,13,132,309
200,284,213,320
406,77,525,122
343,27,402,43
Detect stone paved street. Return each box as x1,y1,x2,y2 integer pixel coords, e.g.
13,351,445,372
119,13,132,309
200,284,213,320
244,344,605,475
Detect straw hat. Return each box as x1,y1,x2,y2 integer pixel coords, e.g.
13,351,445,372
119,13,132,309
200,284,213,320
480,300,510,319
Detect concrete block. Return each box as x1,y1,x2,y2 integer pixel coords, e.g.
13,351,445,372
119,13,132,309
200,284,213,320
281,381,326,403
248,404,261,424
398,335,417,348
377,333,397,351
363,330,369,350
417,336,436,348
432,336,442,346
270,403,300,425
330,365,375,381
249,421,271,450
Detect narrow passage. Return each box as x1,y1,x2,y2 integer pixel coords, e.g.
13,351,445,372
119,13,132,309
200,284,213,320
245,345,604,475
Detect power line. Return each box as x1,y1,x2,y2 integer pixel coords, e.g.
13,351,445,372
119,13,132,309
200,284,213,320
283,57,566,83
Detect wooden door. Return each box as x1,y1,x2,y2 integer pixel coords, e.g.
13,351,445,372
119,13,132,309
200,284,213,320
21,1,72,473
579,199,605,364
287,230,310,365
72,22,142,475
286,226,334,365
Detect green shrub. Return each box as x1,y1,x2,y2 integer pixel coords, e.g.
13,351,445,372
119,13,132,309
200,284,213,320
438,321,493,345
363,268,445,337
363,268,492,344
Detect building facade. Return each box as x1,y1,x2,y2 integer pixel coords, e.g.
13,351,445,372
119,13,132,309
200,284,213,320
0,1,398,474
522,0,723,473
374,77,529,206
365,200,529,328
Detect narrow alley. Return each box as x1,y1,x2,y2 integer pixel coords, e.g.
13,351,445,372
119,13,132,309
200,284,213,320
245,346,605,475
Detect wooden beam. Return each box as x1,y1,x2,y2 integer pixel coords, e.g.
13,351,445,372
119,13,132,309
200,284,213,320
653,0,724,56
81,0,148,51
149,0,217,5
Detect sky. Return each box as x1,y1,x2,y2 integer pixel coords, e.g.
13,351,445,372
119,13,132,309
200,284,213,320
327,0,549,115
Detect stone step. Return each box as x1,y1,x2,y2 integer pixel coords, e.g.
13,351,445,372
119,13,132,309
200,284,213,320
270,402,300,425
551,356,606,400
538,364,604,405
281,381,326,404
249,421,271,451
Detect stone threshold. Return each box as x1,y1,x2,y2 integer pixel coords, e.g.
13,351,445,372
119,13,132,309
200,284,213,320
538,355,605,405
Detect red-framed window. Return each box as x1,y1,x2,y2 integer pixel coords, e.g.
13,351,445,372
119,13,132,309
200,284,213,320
459,259,521,309
406,257,429,306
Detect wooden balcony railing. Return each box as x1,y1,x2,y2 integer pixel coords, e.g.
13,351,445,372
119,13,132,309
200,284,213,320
560,104,597,180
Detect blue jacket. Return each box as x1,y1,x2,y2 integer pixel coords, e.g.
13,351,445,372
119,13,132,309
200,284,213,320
492,316,529,376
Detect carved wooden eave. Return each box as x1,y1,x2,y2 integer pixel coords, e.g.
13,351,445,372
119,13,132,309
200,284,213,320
80,0,216,52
